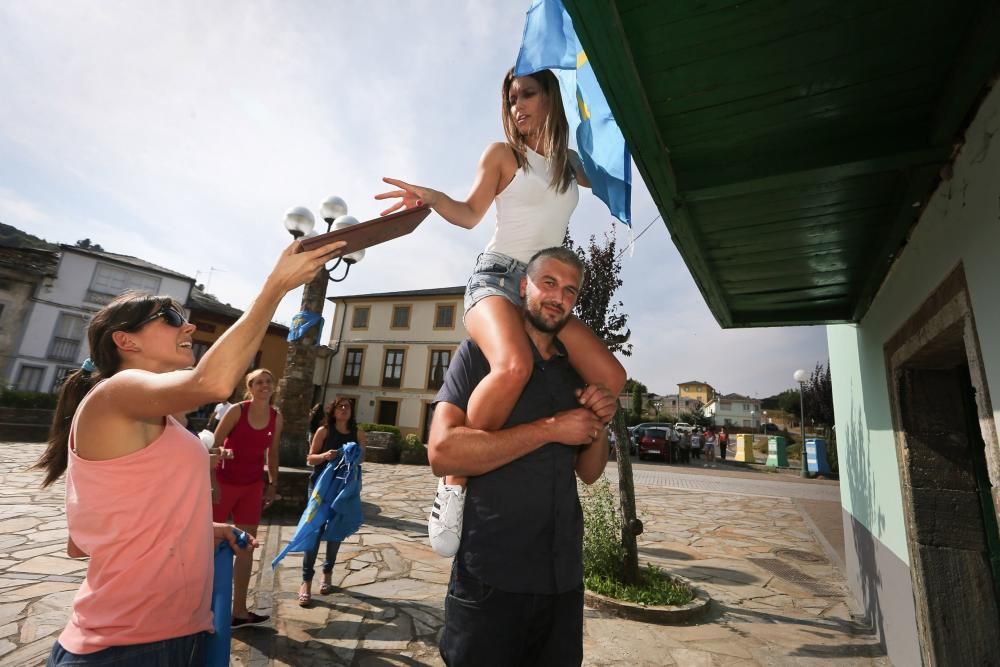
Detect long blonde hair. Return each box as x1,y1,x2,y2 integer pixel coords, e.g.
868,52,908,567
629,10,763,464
501,68,575,193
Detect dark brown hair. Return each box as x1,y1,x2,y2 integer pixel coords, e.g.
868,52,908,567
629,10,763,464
501,68,574,193
34,291,181,487
326,397,357,435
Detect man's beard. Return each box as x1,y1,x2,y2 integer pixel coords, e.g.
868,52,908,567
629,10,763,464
524,297,571,334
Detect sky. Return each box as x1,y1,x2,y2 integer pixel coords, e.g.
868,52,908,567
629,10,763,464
0,1,829,398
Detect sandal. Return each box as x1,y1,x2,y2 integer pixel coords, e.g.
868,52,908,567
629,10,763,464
319,581,334,595
298,584,312,607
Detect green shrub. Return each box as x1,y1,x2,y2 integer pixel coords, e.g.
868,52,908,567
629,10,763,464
580,477,694,606
580,477,625,582
0,388,58,409
401,433,426,454
586,563,693,606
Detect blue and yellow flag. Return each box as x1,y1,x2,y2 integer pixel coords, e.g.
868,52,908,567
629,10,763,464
514,0,631,226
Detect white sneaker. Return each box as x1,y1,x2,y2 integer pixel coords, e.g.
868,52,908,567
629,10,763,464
428,479,465,557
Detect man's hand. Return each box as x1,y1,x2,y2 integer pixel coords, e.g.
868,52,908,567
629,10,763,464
576,384,618,424
550,408,605,446
213,523,258,554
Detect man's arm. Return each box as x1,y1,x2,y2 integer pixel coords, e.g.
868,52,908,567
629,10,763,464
573,384,616,484
428,402,602,478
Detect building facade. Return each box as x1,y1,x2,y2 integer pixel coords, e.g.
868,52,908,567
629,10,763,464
8,246,193,393
677,380,715,404
320,286,466,441
703,393,760,429
0,247,59,384
827,83,1000,664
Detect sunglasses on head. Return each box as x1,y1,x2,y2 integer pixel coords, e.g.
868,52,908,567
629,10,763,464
130,305,187,331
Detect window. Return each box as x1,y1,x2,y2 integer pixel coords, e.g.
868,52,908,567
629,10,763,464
351,306,370,329
47,313,86,362
51,366,76,392
421,402,435,443
15,365,45,392
87,263,161,304
427,349,452,390
391,305,411,329
434,304,455,329
382,349,405,387
343,348,364,385
376,400,399,426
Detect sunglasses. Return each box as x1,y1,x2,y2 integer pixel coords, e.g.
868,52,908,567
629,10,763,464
335,403,351,410
130,305,188,331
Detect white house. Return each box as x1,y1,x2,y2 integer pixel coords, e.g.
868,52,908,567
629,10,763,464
703,393,760,429
320,286,466,441
9,245,193,392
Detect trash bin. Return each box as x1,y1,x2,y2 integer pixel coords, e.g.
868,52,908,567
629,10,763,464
805,438,831,474
766,435,788,467
734,433,755,462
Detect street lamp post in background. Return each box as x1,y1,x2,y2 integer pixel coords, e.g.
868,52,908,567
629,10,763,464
762,410,767,434
277,196,365,466
793,368,809,478
653,399,662,421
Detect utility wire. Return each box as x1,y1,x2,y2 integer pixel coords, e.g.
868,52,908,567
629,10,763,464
615,213,663,260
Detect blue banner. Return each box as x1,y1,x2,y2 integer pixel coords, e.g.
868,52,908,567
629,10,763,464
287,309,324,343
515,0,631,226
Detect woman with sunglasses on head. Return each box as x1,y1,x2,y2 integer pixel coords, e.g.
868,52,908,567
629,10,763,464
298,398,367,606
33,239,345,666
376,68,626,556
211,367,282,627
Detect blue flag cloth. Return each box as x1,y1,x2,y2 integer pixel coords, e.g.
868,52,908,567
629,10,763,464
514,0,631,226
206,528,248,667
271,442,363,568
287,309,324,343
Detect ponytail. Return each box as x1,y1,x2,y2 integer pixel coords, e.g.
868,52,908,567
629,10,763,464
34,368,101,487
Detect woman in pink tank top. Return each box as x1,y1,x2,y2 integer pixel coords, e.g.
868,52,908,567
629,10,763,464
212,367,283,627
32,238,346,665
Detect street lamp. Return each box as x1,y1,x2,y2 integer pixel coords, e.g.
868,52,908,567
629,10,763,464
276,196,364,465
793,368,809,478
653,399,662,420
762,410,767,434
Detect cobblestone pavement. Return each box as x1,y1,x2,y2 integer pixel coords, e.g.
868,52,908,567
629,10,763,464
610,464,842,502
0,442,888,666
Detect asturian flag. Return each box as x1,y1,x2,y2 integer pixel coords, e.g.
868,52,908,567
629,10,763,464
514,0,631,226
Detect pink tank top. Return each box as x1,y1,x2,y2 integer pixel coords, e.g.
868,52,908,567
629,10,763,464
216,402,276,485
59,416,214,654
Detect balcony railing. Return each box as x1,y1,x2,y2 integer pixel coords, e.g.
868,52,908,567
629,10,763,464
48,337,81,362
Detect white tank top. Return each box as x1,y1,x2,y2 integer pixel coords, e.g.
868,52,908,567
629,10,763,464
484,146,580,264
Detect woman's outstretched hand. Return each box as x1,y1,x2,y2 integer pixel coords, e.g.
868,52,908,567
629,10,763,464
375,177,440,216
266,239,347,293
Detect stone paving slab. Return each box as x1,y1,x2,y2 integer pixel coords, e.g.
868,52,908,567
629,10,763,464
0,443,887,666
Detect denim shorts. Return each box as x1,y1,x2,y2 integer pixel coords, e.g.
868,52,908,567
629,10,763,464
464,251,527,317
47,633,206,666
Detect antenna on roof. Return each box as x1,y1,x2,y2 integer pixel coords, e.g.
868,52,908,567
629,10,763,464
194,266,227,293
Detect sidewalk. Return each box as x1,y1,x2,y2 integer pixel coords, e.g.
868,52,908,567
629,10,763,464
0,443,887,666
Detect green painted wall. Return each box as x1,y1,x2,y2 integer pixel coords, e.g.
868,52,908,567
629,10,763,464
828,82,1000,564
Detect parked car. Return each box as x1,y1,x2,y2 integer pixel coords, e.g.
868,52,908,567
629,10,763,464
632,422,674,457
674,422,694,433
637,427,671,461
763,423,780,433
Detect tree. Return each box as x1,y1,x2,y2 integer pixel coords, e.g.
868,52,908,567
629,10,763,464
564,226,641,583
804,361,834,431
777,389,801,418
623,377,647,395
564,228,631,356
75,238,104,252
630,385,643,419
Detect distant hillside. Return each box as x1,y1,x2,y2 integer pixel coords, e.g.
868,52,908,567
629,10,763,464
0,222,58,251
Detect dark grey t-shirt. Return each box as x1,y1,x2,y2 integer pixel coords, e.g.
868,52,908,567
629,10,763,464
434,337,585,594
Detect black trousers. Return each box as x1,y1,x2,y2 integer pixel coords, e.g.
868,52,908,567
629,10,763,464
440,565,583,667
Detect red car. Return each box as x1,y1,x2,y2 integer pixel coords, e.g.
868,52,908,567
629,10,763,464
637,427,672,462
